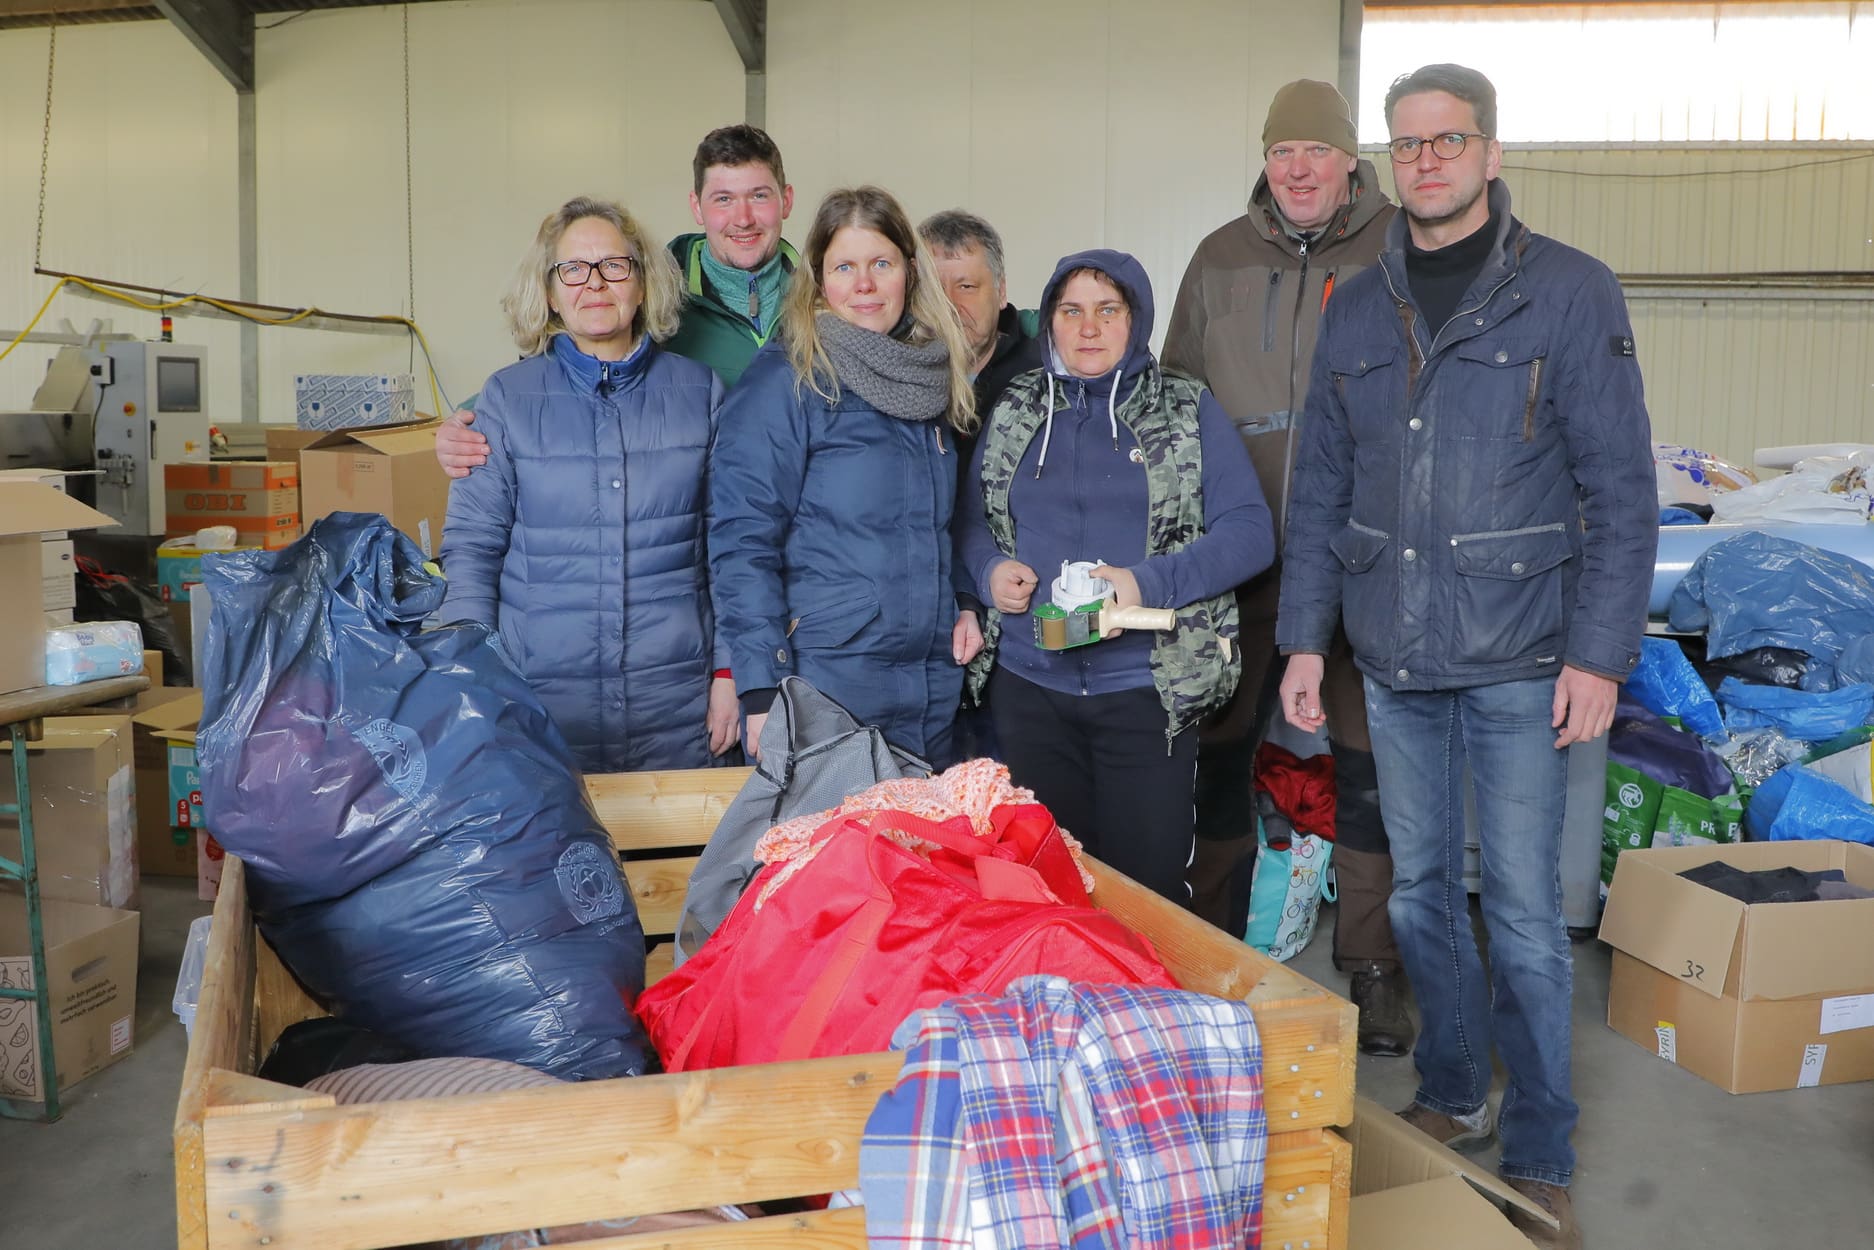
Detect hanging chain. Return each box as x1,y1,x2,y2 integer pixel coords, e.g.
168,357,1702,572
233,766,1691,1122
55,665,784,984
403,3,416,371
35,16,58,271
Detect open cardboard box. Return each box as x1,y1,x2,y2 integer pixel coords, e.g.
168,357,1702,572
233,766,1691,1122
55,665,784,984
1347,1096,1555,1247
298,419,447,558
0,482,117,695
1599,839,1874,1093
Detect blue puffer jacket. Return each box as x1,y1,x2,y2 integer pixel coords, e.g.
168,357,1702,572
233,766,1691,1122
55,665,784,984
709,339,962,760
440,334,726,771
1277,179,1657,690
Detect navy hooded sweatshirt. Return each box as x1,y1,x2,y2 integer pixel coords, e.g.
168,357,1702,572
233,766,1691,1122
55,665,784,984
956,249,1274,699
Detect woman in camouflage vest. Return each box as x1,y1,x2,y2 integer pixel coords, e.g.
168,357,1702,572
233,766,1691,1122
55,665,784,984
954,249,1276,903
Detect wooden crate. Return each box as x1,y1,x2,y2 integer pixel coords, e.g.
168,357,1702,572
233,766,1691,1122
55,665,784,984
176,767,1356,1250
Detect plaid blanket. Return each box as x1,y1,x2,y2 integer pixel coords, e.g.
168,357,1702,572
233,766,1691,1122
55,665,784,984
861,975,1267,1249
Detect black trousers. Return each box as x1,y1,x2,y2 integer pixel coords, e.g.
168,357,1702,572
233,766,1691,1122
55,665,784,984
989,668,1199,904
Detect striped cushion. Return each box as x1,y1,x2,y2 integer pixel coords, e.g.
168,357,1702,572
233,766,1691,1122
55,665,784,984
306,1057,562,1103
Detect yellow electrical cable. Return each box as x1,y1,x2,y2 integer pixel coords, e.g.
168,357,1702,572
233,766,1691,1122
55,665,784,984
0,275,70,365
2,276,449,415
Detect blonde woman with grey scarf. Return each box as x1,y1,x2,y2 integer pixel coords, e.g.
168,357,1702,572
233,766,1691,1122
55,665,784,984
708,186,978,764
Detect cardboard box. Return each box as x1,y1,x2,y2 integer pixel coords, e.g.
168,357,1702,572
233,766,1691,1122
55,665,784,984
0,467,87,540
1346,1097,1552,1247
164,460,300,548
0,483,117,696
299,419,448,558
295,373,418,431
164,461,299,492
41,537,75,612
70,681,196,878
265,425,326,470
197,828,225,902
134,691,203,824
1600,840,1874,1093
0,895,140,1101
156,542,260,602
0,716,138,911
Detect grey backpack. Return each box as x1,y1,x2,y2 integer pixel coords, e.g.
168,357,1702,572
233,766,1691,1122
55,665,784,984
672,677,930,965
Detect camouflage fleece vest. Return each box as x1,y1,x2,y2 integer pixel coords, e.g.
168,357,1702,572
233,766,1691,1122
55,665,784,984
965,364,1241,740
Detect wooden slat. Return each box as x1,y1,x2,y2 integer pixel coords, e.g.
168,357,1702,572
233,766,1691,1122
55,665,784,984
203,1069,334,1117
0,675,150,727
252,926,325,1058
588,768,752,852
510,1207,865,1250
175,857,258,1250
645,943,675,988
205,1053,901,1250
1262,1127,1352,1250
622,855,698,939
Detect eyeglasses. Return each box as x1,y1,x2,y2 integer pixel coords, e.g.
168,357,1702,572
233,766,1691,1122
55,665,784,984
1388,132,1489,163
551,255,636,286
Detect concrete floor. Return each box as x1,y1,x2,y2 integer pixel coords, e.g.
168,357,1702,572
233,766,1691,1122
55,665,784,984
4,880,1871,1248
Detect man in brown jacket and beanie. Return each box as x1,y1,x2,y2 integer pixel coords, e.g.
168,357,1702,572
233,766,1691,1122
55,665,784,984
1163,78,1412,1058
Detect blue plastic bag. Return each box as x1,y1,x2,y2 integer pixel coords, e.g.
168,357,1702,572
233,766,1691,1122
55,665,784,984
1667,532,1874,690
1751,765,1874,846
196,513,650,1080
1718,677,1874,742
1626,637,1726,741
1842,635,1874,687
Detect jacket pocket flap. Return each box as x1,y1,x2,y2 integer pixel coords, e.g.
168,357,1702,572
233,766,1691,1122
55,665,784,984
1451,526,1572,581
788,593,883,647
1456,337,1547,367
1329,523,1390,574
1327,347,1396,378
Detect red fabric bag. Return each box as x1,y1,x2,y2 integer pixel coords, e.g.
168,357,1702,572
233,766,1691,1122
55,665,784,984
637,803,1177,1072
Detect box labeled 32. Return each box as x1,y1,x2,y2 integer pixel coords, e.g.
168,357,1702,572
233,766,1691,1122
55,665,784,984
1600,840,1874,1094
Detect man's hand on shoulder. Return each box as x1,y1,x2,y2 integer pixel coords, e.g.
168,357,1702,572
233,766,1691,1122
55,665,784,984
436,409,490,479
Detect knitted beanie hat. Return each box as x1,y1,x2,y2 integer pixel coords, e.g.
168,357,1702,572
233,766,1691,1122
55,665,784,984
1262,79,1359,155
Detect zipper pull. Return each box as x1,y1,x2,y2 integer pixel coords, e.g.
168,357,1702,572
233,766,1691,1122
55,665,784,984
746,275,759,320
935,425,947,456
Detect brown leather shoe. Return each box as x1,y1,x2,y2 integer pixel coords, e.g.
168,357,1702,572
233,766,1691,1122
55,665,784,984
1505,1177,1581,1249
1348,964,1415,1057
1396,1100,1494,1153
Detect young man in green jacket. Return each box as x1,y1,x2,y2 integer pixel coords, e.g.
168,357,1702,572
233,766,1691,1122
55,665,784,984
662,124,799,387
436,125,797,476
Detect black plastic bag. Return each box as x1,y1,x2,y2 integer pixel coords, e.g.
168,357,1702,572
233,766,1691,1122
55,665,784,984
197,513,650,1080
74,556,190,684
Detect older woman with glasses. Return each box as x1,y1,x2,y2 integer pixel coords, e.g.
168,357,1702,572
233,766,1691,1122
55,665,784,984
441,195,739,772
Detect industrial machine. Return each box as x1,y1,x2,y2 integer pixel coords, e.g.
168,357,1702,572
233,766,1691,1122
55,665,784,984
1,337,214,536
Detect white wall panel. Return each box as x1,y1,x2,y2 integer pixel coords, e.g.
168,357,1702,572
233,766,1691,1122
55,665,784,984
257,0,744,419
1626,295,1874,471
0,21,239,415
767,0,1342,339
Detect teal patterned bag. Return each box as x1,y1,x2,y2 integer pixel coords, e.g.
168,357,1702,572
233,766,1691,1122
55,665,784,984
1243,799,1335,963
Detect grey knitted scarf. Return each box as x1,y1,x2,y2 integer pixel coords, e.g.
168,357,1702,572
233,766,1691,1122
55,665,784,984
815,312,951,423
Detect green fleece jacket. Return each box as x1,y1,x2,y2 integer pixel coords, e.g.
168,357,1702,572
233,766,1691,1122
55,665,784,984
662,234,799,387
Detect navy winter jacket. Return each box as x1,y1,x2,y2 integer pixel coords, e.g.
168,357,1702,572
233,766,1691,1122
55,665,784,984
708,339,963,760
956,249,1274,698
1276,180,1658,690
440,334,727,771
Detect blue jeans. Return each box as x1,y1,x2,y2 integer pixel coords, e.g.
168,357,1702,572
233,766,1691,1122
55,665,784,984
1363,676,1578,1186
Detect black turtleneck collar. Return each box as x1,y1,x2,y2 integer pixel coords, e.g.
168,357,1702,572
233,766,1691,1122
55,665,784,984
1405,207,1500,341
